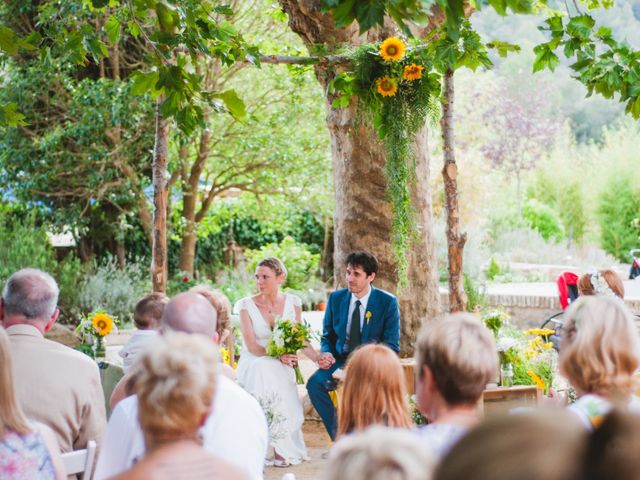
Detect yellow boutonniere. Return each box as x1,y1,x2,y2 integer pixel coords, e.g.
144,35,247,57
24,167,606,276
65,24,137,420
365,311,372,324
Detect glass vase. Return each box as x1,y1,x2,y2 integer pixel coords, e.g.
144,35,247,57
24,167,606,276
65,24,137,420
94,336,106,359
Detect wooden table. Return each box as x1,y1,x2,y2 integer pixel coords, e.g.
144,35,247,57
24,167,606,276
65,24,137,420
400,358,542,415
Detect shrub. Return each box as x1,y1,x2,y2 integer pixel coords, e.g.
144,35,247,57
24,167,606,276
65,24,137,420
78,257,150,326
245,236,320,291
598,176,640,261
528,173,586,243
464,273,487,312
522,199,565,241
485,258,501,281
0,213,83,324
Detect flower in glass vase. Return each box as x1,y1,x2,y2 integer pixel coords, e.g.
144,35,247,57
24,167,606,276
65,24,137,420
76,310,117,359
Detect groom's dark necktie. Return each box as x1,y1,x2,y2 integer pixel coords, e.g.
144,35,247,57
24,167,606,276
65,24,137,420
349,300,362,352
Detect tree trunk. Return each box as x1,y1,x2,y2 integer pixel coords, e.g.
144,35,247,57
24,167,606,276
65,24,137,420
178,129,212,276
151,98,169,293
440,69,467,312
279,0,440,355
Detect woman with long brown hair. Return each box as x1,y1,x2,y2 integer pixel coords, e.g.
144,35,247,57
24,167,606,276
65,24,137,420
0,326,65,479
337,343,412,436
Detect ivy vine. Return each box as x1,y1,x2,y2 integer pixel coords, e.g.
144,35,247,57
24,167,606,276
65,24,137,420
330,38,441,285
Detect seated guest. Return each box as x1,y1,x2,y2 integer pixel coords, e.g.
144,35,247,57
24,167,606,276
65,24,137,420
560,296,640,428
324,425,434,480
94,293,268,480
435,409,587,480
112,332,246,480
581,410,640,480
119,293,168,374
414,313,498,457
0,269,106,453
190,285,236,380
338,344,412,437
0,326,65,480
577,269,624,298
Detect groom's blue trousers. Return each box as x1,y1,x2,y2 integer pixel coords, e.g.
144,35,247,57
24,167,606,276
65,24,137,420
307,360,344,441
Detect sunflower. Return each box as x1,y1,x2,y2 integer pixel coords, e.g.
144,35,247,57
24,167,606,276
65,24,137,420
376,76,398,97
379,37,406,62
403,63,424,81
92,313,113,337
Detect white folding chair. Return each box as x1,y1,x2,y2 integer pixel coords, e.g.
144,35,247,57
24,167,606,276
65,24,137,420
62,440,97,480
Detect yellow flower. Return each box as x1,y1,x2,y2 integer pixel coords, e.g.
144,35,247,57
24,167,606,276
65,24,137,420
526,328,555,336
91,313,113,337
379,37,406,62
527,368,546,391
403,63,424,81
376,76,398,97
365,311,372,324
220,347,231,366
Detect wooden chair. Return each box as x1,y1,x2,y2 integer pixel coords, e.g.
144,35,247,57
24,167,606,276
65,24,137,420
61,440,97,480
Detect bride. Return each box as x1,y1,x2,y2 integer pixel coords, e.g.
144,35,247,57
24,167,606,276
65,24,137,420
236,257,312,467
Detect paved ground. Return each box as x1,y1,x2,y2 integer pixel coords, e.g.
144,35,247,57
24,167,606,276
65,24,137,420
482,279,640,299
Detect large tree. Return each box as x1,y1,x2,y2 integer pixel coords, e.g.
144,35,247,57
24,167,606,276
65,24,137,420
277,3,441,354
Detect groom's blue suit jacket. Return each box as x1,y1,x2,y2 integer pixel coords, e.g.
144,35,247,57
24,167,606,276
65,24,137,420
320,286,400,359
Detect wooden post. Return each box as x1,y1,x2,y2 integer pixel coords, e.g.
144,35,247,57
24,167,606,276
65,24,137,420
151,98,169,293
440,68,467,312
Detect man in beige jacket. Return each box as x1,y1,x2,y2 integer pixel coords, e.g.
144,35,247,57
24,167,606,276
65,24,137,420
0,268,106,453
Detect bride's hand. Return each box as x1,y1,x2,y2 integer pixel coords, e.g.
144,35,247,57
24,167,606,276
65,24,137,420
279,354,298,367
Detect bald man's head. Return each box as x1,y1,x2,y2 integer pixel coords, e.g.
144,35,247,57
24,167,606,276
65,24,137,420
161,292,219,343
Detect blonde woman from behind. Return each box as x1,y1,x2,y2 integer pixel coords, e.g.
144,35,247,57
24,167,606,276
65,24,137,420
112,332,246,480
560,296,640,429
0,326,65,479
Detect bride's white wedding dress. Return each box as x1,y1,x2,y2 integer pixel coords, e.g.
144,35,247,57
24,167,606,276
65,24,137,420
236,293,309,465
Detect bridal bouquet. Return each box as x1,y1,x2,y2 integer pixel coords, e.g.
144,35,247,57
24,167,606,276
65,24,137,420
266,319,313,384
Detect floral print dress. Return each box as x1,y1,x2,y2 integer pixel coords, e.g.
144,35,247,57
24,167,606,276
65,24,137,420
0,430,56,480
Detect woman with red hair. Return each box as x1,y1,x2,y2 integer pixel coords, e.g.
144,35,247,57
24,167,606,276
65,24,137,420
337,344,412,436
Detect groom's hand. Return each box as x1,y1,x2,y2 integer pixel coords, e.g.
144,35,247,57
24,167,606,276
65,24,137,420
318,352,335,370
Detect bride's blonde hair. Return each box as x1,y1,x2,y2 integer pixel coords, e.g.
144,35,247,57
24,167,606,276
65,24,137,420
258,257,288,279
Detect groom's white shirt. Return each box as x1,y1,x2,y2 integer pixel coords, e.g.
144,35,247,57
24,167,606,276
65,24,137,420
93,374,268,480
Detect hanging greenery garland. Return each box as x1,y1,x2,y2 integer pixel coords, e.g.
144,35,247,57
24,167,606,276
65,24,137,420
330,37,441,285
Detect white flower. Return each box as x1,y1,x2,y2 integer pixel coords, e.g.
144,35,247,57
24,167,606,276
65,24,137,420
496,337,518,352
272,327,285,348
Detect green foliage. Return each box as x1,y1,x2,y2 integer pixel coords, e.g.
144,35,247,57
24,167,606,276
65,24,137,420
320,0,535,36
528,172,587,243
78,257,150,326
536,14,640,119
485,258,502,281
245,236,320,291
598,176,640,261
1,0,258,134
464,273,488,312
522,199,565,241
214,267,254,306
0,212,83,323
166,271,200,297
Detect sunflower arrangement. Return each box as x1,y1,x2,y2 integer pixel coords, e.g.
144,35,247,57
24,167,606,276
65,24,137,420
484,311,558,394
76,310,118,359
328,37,441,284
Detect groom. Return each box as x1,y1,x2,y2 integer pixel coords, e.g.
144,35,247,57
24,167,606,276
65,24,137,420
307,251,400,440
